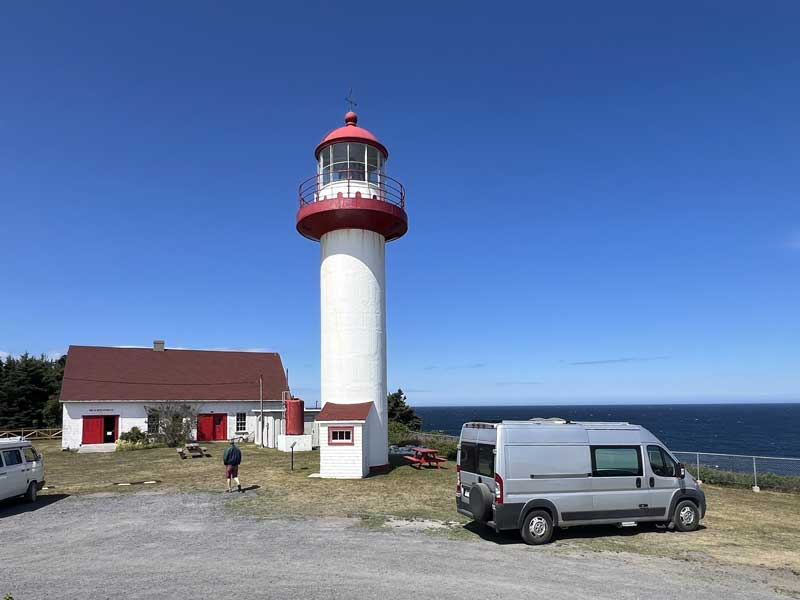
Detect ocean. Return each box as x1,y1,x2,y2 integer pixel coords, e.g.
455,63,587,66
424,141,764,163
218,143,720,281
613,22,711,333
415,403,800,458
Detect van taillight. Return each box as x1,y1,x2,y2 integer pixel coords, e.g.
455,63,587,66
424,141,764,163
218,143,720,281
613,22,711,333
494,473,504,505
456,463,461,493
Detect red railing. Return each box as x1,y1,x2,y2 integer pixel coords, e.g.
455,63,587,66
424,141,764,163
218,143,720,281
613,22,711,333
299,170,405,208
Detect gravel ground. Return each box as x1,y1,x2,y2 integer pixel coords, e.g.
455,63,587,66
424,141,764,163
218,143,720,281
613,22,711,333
1,492,796,599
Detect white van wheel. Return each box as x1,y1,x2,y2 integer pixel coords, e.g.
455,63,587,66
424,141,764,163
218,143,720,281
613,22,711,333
25,482,37,503
521,509,554,545
673,500,699,532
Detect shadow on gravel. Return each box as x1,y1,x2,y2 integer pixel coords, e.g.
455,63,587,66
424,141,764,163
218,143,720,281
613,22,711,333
461,521,707,545
0,494,70,519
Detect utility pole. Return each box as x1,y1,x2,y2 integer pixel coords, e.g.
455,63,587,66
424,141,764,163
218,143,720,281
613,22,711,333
259,374,264,448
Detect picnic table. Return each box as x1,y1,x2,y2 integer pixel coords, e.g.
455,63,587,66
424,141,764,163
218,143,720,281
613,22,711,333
402,447,448,469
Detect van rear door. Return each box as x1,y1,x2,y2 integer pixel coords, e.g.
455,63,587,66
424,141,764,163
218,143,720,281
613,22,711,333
459,427,496,503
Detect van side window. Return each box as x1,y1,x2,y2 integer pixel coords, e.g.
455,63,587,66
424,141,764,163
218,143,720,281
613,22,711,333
2,449,23,466
23,447,39,462
477,444,495,477
460,442,477,473
591,446,642,477
648,445,677,477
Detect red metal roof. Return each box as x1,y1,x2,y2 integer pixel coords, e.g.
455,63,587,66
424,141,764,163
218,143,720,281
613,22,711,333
316,402,373,422
314,112,388,159
59,345,287,402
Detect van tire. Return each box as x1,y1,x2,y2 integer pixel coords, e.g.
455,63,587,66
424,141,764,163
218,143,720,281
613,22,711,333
673,499,699,532
25,482,37,503
521,509,554,545
469,483,493,523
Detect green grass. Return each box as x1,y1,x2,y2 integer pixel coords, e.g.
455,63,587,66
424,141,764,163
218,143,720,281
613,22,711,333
33,440,800,574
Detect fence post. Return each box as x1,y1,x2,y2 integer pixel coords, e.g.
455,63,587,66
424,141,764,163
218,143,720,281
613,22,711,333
696,453,701,482
752,456,760,492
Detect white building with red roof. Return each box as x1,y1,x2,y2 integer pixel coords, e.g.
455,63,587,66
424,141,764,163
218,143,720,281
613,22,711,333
59,342,318,449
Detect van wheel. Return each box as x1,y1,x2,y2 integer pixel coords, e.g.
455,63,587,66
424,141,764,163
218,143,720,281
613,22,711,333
521,510,553,545
25,482,37,503
673,500,699,532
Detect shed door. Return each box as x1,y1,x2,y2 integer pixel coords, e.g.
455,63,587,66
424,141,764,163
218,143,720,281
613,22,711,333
213,414,227,441
82,416,104,444
197,415,213,441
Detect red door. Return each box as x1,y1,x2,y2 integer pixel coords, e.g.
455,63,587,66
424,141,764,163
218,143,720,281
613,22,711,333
197,414,213,441
213,414,227,441
82,416,104,444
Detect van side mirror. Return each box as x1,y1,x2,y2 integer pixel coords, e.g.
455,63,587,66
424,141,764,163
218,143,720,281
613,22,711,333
677,463,686,479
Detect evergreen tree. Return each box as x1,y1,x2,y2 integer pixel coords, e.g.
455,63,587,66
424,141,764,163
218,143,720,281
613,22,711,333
0,353,67,429
387,388,421,430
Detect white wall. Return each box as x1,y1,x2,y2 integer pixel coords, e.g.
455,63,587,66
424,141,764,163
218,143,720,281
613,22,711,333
320,228,388,469
318,423,366,479
61,401,264,449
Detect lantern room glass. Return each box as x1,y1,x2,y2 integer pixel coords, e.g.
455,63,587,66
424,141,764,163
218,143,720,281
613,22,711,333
319,143,384,184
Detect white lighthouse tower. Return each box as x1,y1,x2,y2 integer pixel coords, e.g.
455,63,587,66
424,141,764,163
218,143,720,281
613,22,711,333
297,111,407,478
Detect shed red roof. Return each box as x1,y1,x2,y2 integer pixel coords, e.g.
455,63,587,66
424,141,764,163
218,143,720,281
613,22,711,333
59,345,287,402
314,112,388,159
316,402,373,422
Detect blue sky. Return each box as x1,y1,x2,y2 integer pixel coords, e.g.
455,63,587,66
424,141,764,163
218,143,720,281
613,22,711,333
1,2,798,405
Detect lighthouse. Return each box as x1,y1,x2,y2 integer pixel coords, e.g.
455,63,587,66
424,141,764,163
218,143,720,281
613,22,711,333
297,111,407,478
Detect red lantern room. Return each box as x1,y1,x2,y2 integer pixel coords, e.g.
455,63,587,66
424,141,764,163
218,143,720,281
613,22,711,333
296,111,408,242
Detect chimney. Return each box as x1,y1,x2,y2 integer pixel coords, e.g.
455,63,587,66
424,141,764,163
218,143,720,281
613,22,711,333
153,340,165,352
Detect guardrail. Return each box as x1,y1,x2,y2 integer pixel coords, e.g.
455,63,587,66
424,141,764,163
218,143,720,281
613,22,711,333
0,428,63,440
299,170,405,208
673,451,800,492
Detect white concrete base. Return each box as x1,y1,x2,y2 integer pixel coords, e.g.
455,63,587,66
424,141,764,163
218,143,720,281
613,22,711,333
277,434,313,452
77,444,117,454
752,485,761,493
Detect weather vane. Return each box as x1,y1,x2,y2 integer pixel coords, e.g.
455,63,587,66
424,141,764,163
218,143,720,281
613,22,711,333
345,88,357,112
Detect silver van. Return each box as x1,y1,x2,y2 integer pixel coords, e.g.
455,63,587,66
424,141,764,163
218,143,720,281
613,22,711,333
0,438,45,504
456,419,706,544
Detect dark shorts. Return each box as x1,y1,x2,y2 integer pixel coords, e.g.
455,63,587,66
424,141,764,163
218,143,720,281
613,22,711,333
226,465,239,478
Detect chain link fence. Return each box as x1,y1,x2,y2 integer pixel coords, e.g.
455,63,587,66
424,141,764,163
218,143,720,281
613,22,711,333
673,451,800,492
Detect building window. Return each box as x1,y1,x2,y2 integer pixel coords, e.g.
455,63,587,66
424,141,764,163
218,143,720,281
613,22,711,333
147,413,159,435
236,412,247,432
328,426,354,445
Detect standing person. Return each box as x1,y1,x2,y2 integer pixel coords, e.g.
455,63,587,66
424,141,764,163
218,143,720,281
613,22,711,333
223,438,243,493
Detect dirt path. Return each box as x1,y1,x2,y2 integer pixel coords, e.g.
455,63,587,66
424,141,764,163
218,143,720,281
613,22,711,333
2,492,797,599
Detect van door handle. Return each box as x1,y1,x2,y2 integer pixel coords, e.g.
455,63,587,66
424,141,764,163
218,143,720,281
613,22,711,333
636,478,641,488
649,477,655,488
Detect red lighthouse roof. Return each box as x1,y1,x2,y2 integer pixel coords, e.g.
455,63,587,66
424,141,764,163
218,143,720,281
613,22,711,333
314,111,388,159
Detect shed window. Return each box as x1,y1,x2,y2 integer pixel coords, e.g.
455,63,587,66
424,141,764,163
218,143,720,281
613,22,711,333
236,412,247,432
147,413,159,435
328,426,354,445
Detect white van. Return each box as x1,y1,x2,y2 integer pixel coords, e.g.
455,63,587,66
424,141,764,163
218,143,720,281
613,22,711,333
0,438,45,504
456,419,706,544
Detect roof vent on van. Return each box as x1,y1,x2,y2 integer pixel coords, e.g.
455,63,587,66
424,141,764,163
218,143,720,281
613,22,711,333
528,417,571,424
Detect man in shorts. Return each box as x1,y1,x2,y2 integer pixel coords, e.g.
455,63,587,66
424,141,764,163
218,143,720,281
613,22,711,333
223,438,243,493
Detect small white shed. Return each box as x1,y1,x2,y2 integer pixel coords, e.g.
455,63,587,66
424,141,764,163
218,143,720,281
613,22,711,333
316,402,374,479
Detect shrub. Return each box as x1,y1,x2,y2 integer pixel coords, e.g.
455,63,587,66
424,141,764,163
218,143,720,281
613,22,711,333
146,404,198,447
119,426,148,444
688,466,800,493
